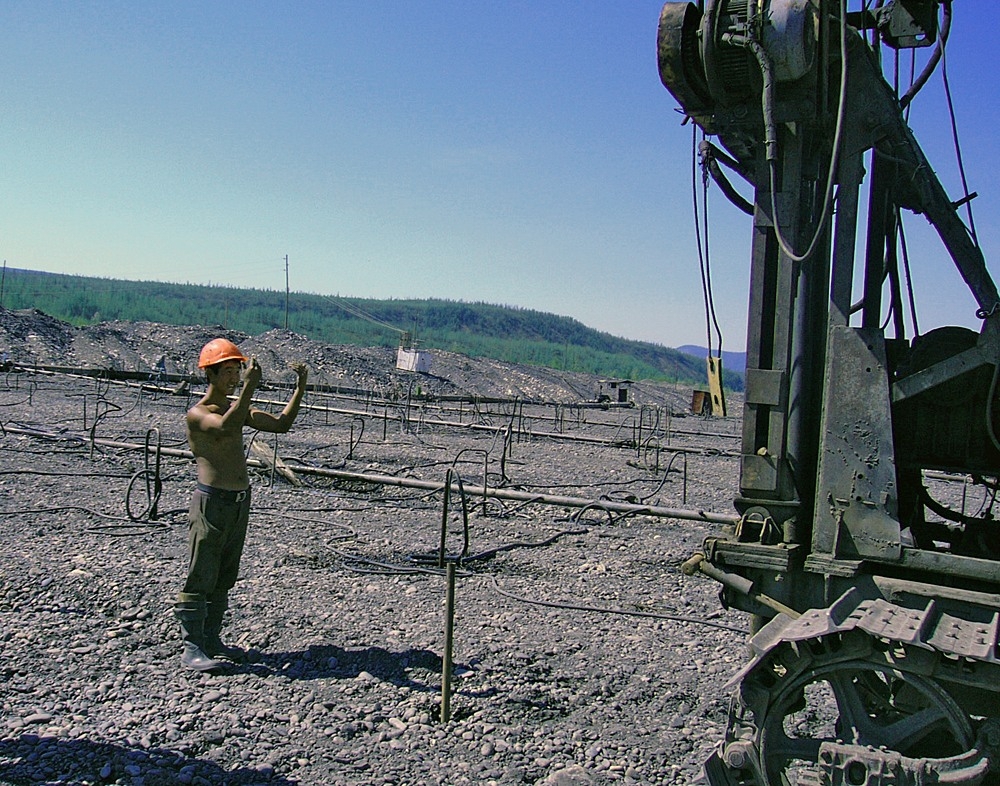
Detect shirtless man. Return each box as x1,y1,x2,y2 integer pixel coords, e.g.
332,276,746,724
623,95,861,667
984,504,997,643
175,338,308,672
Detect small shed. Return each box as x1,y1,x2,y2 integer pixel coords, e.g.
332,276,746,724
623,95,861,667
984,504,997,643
395,332,431,373
396,348,431,373
691,389,711,415
597,379,632,404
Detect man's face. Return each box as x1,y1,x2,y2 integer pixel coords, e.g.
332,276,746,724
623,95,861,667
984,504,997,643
209,359,243,393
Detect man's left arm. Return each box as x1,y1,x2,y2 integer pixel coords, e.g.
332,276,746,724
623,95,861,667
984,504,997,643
246,363,308,434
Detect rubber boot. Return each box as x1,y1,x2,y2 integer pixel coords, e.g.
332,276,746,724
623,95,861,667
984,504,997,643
204,591,246,662
174,594,226,672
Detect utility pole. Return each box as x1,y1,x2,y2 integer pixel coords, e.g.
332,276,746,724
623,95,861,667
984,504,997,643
284,254,289,330
0,261,6,309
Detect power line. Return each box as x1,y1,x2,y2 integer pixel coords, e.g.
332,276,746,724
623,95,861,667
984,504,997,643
320,294,406,336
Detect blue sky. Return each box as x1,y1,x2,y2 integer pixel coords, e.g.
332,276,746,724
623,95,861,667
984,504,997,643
2,2,996,351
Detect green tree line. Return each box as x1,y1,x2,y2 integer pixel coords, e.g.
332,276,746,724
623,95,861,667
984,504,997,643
0,267,743,390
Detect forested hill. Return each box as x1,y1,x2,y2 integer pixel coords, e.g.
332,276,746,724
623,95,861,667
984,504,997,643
0,267,743,390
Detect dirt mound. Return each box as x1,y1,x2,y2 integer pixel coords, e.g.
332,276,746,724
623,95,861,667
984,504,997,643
0,307,697,409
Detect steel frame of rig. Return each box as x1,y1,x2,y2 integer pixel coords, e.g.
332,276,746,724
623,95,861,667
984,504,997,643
657,1,1000,784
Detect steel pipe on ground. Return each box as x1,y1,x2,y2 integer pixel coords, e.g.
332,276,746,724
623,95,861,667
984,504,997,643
3,425,740,526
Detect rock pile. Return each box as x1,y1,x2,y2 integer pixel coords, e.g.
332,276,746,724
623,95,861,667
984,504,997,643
0,308,699,407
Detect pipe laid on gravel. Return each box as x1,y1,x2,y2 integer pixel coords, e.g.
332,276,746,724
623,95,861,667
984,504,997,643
13,364,741,452
4,424,740,526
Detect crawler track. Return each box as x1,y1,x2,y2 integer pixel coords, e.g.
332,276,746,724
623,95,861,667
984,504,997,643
706,590,1000,785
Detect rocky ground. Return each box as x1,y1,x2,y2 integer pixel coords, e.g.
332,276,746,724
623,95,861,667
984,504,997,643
0,308,749,786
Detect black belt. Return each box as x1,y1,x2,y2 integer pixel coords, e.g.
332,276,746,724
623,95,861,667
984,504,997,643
196,483,250,503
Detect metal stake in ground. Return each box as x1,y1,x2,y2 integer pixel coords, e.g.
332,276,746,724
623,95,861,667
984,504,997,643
441,560,457,723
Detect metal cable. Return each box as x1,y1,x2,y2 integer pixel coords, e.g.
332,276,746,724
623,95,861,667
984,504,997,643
487,575,744,635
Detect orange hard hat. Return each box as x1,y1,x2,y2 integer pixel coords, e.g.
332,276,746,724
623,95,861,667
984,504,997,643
198,338,248,369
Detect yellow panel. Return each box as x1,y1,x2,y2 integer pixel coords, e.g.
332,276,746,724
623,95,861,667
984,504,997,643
707,356,727,417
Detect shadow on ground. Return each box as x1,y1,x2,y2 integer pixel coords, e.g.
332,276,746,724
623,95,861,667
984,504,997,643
241,643,446,690
0,733,292,785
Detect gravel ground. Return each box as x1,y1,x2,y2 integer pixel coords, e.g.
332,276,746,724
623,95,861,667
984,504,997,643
1,313,750,786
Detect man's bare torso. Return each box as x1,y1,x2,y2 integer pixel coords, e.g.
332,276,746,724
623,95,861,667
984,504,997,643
186,398,250,490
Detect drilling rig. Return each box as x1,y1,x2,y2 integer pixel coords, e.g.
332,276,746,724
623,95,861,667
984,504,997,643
656,1,1000,783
